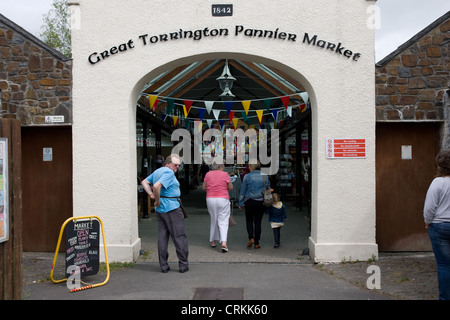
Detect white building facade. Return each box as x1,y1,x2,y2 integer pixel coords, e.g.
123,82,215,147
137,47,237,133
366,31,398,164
69,0,378,262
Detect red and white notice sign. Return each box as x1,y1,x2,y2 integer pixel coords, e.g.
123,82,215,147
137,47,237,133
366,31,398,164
326,138,366,159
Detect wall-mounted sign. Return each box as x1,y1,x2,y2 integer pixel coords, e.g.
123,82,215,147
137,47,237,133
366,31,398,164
326,138,366,159
0,138,9,243
45,115,65,124
43,147,53,162
212,4,233,16
88,26,362,65
401,145,412,160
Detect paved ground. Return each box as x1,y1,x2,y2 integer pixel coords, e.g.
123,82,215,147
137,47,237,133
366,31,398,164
21,187,439,300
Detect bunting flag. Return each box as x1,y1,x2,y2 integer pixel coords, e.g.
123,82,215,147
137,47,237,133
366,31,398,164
149,95,158,109
224,101,233,114
241,100,251,115
213,109,221,120
219,119,225,129
263,99,271,112
196,120,203,132
299,92,309,103
272,109,278,121
152,99,160,111
166,98,175,115
145,91,310,129
184,100,193,113
256,110,264,125
280,96,290,109
241,111,248,124
286,106,292,117
228,110,234,123
185,118,191,129
198,108,206,121
204,101,214,114
173,116,179,127
232,118,239,129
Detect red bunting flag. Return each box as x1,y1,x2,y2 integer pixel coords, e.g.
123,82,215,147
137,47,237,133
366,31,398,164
184,100,193,113
280,96,290,109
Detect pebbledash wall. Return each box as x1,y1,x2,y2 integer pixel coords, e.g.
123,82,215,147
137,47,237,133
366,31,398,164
69,0,378,263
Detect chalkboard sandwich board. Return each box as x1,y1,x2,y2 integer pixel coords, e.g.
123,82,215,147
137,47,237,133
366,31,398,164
65,219,100,277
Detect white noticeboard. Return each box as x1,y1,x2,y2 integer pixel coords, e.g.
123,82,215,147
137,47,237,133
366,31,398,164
401,145,412,160
0,138,9,243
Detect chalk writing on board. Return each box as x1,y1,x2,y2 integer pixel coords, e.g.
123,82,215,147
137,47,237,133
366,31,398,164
65,219,100,277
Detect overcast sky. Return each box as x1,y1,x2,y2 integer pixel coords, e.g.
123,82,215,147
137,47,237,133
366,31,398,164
0,0,449,62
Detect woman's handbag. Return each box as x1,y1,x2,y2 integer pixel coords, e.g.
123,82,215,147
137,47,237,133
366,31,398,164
262,177,273,207
229,213,237,226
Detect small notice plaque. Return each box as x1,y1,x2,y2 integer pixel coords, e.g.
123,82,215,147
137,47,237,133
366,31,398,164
65,219,100,277
212,4,233,16
326,138,366,159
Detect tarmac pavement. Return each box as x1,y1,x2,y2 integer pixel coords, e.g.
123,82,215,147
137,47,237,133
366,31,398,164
21,187,439,302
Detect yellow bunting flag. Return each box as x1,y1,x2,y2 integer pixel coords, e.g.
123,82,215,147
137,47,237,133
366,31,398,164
256,110,264,125
173,116,179,126
232,118,239,129
149,95,158,109
241,100,251,115
183,105,189,119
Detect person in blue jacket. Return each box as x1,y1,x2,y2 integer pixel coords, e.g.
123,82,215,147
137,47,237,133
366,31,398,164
266,193,287,248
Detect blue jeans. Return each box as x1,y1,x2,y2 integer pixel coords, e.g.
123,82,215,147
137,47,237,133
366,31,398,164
428,222,450,300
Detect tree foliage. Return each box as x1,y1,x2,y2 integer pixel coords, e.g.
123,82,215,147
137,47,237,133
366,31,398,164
40,0,71,57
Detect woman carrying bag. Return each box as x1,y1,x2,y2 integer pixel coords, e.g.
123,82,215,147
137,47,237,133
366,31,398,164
238,161,270,249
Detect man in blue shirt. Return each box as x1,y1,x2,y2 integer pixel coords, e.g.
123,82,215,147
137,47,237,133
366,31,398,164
142,154,189,273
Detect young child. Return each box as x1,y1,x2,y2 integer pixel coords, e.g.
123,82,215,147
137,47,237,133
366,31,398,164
266,193,287,248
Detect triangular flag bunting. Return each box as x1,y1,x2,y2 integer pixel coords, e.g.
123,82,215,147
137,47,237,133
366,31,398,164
204,101,214,114
185,118,191,129
224,101,233,114
219,119,225,129
286,106,292,117
213,109,221,120
149,95,158,109
173,116,179,127
232,118,239,129
184,100,193,114
206,119,213,128
241,101,251,115
161,114,167,121
241,111,248,124
299,92,309,103
166,98,174,115
228,110,234,123
196,120,203,132
182,105,189,119
256,110,264,125
272,109,278,121
263,99,271,112
198,108,206,121
152,99,160,111
280,96,290,109
299,103,306,112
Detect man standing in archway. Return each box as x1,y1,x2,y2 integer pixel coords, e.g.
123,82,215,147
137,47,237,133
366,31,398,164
141,154,189,273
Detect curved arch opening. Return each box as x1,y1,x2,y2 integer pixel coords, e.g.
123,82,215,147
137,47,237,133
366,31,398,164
133,53,316,263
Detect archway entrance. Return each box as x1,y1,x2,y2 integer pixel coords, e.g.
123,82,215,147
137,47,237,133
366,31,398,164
71,1,377,263
134,58,312,262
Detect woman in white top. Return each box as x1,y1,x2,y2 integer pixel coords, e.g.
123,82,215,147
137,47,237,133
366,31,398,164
424,150,450,300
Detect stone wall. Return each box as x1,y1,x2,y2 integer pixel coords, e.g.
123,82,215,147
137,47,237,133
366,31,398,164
0,14,72,126
375,15,449,122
